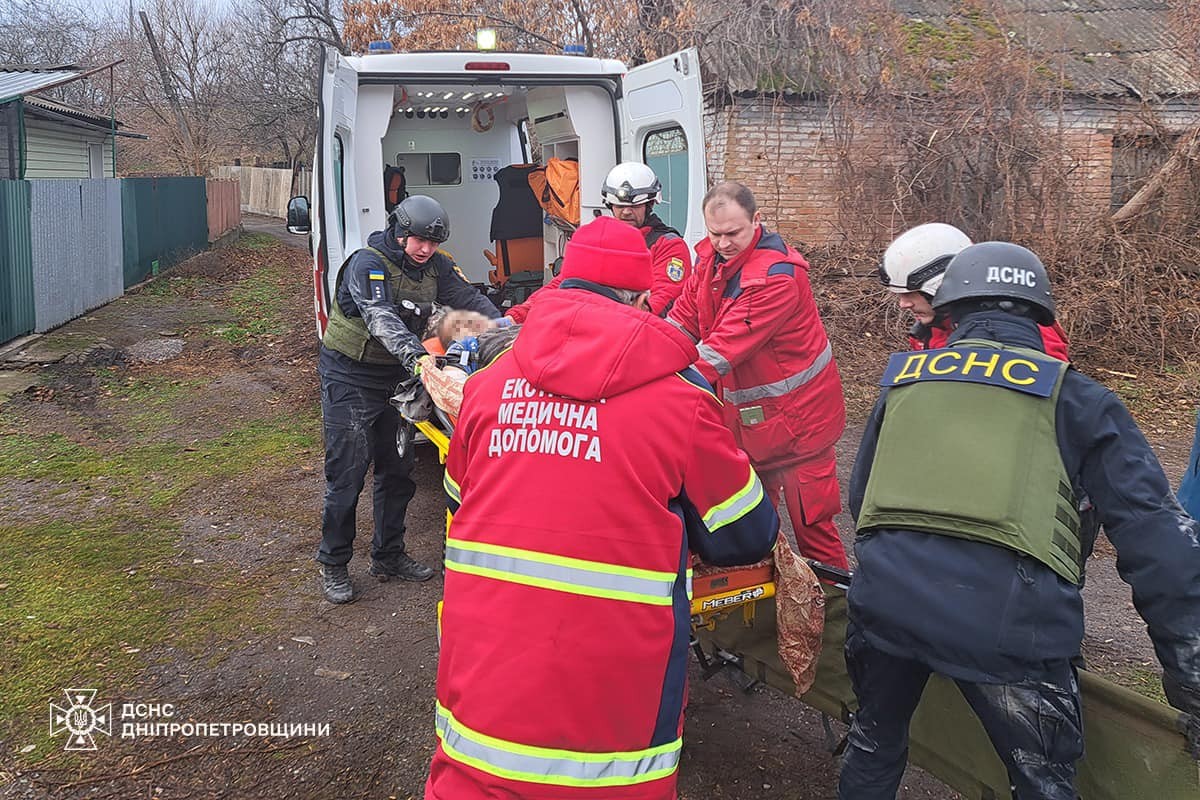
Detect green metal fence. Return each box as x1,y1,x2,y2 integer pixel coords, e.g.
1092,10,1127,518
1,176,213,343
121,177,209,288
0,179,35,343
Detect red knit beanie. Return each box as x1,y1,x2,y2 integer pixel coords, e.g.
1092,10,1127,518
560,216,652,292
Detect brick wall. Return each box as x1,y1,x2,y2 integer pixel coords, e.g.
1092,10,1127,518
704,94,1199,248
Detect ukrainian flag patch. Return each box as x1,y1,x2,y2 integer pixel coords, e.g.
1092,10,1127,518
368,270,386,280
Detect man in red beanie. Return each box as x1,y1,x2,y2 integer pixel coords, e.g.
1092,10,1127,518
668,181,849,571
426,216,779,800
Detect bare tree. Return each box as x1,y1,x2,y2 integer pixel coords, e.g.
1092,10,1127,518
119,0,241,174
226,0,322,170
0,0,116,111
271,0,347,53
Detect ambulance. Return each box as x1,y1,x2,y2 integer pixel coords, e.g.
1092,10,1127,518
286,42,706,333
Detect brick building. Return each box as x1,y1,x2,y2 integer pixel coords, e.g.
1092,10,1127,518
700,0,1200,248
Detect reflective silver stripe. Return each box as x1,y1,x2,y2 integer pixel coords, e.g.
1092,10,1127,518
664,316,698,343
722,341,833,404
697,343,731,376
436,703,681,786
703,472,766,531
443,471,461,504
444,541,678,605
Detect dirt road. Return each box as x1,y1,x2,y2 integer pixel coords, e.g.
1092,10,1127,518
0,231,1177,798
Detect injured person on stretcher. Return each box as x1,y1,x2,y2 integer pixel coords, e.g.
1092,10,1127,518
416,314,521,421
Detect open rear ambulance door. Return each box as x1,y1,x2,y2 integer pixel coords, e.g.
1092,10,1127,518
313,47,358,337
619,48,707,249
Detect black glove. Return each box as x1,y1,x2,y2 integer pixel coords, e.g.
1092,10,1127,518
1163,671,1200,759
401,349,423,376
391,374,432,423
397,299,434,336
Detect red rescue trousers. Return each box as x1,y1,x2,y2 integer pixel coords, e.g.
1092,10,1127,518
759,448,849,571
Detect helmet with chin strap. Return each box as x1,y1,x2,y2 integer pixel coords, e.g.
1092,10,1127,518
601,162,662,207
879,223,973,297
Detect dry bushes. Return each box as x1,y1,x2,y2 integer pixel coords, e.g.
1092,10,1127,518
1049,227,1200,371
808,223,1200,423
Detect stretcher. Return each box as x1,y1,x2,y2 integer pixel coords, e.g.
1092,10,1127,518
408,387,1198,799
695,582,1200,800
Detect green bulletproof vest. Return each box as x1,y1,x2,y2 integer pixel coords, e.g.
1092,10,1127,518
857,338,1083,584
322,246,439,365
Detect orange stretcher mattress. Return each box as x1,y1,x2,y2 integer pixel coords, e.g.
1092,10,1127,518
691,540,825,695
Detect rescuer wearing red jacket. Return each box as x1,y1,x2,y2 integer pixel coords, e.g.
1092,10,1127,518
426,216,780,800
880,222,1070,360
667,181,849,571
506,162,692,322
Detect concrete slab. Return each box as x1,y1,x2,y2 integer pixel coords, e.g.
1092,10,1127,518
0,370,38,401
0,329,104,366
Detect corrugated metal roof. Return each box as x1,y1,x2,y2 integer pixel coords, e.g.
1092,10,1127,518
708,0,1199,97
22,95,122,130
893,0,1200,96
0,66,83,104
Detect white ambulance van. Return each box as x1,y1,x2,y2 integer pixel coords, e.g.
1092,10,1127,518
288,44,706,334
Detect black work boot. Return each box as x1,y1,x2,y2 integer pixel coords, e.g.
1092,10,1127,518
370,553,435,582
321,564,354,604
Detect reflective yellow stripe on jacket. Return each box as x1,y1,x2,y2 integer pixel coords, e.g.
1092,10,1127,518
435,702,681,787
444,537,692,605
701,471,766,532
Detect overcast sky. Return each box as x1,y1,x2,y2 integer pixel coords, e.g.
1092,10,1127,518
40,0,244,20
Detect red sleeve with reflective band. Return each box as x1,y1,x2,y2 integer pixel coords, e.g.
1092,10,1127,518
681,386,779,566
648,235,693,316
694,272,799,385
505,273,565,324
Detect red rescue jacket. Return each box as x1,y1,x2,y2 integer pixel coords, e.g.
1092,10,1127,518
668,227,846,469
429,283,779,800
505,216,692,322
910,316,1070,361
640,214,692,315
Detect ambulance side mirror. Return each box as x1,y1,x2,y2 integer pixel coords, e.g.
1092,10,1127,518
287,196,311,234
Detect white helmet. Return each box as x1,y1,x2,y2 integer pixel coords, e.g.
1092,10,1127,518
879,223,973,296
601,162,662,207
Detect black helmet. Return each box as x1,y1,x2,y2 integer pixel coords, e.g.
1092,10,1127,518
932,241,1055,324
391,195,450,243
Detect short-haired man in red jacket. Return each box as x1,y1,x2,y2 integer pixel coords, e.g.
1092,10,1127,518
667,181,849,571
427,216,779,800
506,162,692,322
